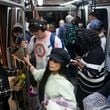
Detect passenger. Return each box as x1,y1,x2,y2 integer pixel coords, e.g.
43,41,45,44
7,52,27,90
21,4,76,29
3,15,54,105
89,19,106,52
83,80,110,110
75,19,85,57
87,12,101,29
21,19,62,69
57,15,73,46
11,24,31,110
24,48,77,110
105,31,110,75
56,19,65,36
74,16,82,27
0,47,11,110
25,17,29,31
11,24,31,59
72,29,105,110
55,19,65,43
58,15,78,78
48,23,56,33
77,21,85,35
64,16,78,59
65,14,73,25
21,19,63,110
58,15,77,58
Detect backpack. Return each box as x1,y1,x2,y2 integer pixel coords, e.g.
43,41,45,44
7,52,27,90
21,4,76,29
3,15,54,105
29,33,60,87
50,32,64,48
64,24,78,47
49,32,56,48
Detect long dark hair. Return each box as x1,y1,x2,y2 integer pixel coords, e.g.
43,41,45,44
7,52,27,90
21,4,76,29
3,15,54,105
38,59,71,102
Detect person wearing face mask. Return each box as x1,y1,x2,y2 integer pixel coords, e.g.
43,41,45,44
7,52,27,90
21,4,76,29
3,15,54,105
89,19,106,52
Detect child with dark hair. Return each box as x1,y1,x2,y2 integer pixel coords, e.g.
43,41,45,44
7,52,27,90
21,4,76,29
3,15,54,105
24,48,77,110
72,29,105,110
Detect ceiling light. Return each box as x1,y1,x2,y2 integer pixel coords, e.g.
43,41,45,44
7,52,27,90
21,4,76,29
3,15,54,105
37,0,43,6
60,0,80,6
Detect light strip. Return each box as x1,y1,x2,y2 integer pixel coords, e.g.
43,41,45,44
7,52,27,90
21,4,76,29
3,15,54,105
60,0,80,6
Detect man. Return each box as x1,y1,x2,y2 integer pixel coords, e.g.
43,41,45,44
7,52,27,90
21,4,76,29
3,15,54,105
21,19,63,110
89,18,106,52
87,12,99,29
21,19,62,69
11,24,31,60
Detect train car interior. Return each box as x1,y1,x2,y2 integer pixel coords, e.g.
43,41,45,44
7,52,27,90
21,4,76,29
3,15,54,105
0,0,110,110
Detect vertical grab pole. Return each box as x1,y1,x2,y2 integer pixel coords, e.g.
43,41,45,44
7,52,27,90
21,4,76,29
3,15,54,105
21,1,32,110
20,0,28,109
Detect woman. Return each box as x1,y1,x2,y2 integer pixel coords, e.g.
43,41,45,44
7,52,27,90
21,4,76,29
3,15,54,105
72,29,105,110
24,48,77,110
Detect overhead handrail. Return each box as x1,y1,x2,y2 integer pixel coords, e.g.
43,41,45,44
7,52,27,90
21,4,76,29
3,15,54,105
0,0,24,9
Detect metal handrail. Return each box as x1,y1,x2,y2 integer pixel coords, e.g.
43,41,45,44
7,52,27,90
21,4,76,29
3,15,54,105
0,0,24,9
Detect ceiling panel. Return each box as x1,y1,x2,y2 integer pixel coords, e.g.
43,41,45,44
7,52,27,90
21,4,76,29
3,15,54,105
43,0,110,5
44,0,70,5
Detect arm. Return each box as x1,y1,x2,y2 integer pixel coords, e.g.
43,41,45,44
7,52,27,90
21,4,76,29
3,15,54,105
21,36,35,54
24,55,44,81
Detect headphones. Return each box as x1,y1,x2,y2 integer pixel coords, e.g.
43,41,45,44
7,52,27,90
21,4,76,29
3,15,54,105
29,19,47,32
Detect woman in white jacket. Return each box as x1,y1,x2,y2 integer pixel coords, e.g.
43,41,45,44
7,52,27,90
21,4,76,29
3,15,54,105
24,48,77,110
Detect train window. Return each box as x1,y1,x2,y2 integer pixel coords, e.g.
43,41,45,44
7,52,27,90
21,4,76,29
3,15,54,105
26,11,68,27
7,8,12,47
17,9,22,23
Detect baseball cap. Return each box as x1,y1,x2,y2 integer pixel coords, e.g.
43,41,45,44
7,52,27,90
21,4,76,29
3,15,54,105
89,19,103,30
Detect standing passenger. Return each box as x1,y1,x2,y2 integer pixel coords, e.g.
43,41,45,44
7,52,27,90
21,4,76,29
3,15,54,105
21,19,63,110
87,12,99,29
21,19,63,69
89,19,106,52
24,48,77,110
72,29,105,110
